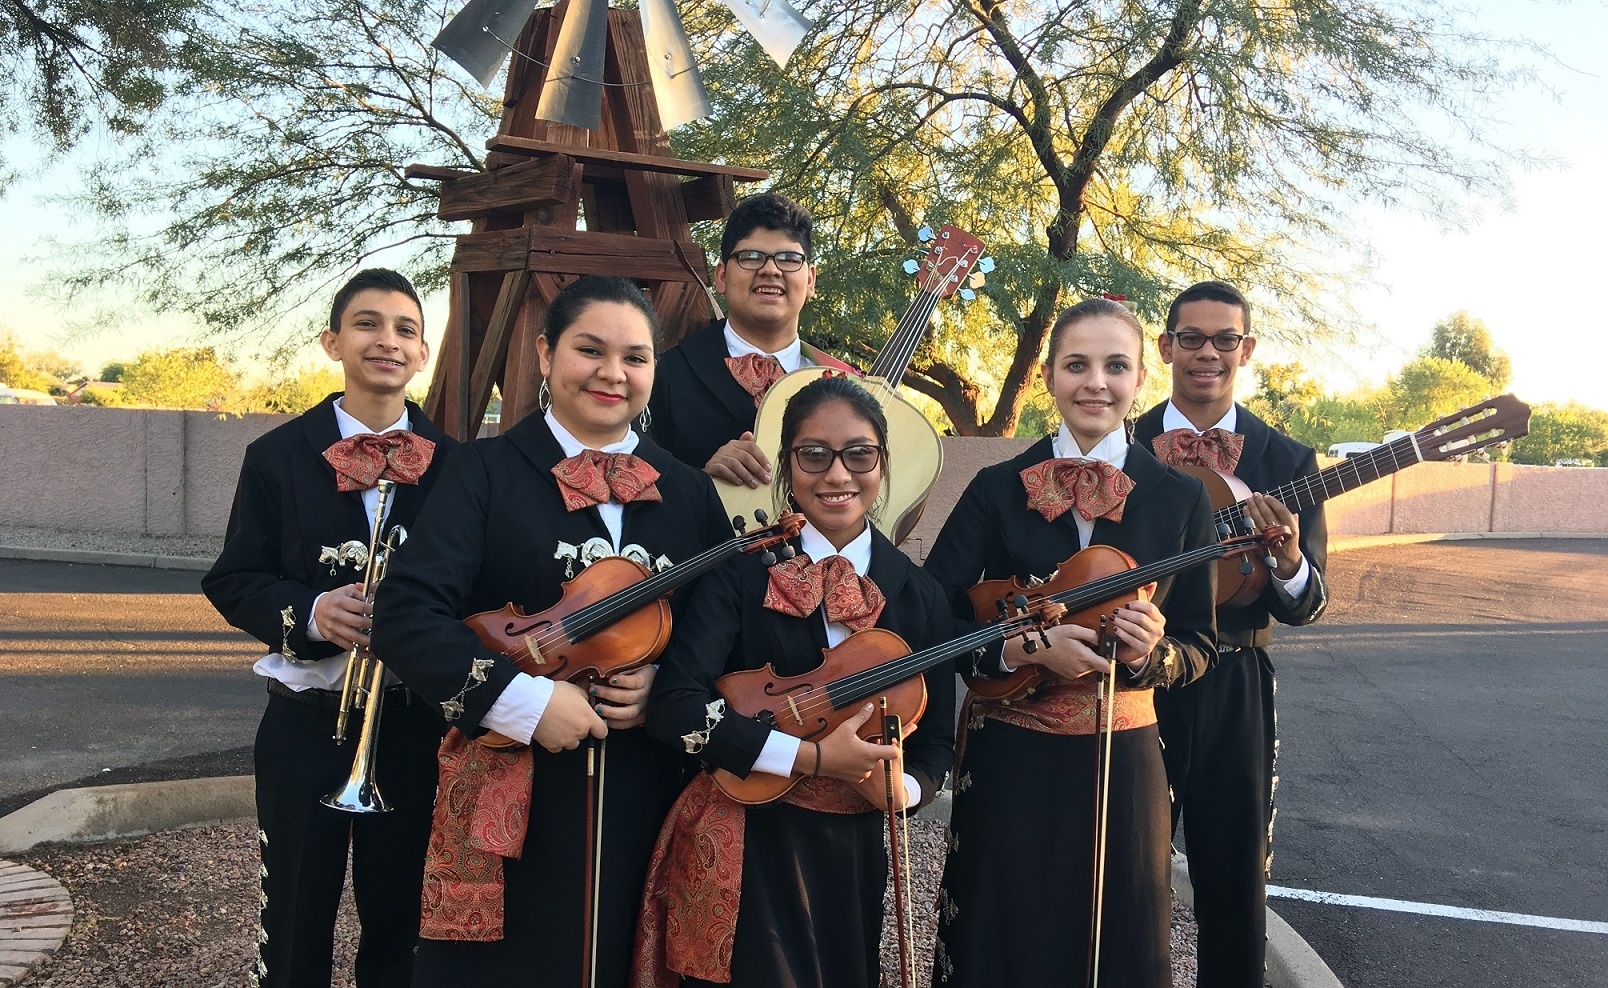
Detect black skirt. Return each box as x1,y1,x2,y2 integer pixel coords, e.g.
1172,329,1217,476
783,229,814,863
934,718,1173,988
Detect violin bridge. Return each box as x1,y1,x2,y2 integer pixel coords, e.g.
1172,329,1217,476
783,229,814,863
784,693,803,725
523,634,546,665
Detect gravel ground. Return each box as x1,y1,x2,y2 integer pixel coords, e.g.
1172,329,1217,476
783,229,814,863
0,524,220,561
18,818,1197,988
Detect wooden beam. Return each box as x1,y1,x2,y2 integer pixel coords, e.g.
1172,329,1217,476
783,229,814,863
467,270,528,420
436,155,575,221
451,228,533,273
487,135,769,182
681,175,737,222
525,229,701,281
404,163,478,182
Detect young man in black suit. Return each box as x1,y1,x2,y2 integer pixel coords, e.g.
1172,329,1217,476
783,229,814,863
649,191,851,488
203,268,455,988
1132,280,1329,988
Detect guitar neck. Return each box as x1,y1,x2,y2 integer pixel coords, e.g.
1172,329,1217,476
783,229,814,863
865,289,942,382
1216,435,1423,525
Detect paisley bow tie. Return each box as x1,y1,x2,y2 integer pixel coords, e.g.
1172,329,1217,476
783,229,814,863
725,353,788,406
551,449,663,511
762,553,885,632
1020,458,1135,524
1152,427,1244,472
323,430,434,493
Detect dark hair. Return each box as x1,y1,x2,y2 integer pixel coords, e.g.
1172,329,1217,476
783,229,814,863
328,268,424,335
1164,280,1252,337
543,275,661,349
1045,297,1147,368
720,192,813,261
773,374,889,519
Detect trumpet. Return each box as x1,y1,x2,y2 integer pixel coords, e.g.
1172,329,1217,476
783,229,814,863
322,478,408,814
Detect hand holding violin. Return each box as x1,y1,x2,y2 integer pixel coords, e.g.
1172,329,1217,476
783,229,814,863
1006,602,1167,679
531,680,608,753
1244,493,1302,579
795,702,899,785
588,666,656,729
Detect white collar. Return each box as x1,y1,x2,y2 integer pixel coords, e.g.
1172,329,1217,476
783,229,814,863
1162,400,1237,434
1053,423,1130,469
723,320,802,367
545,409,640,457
798,521,874,576
332,396,409,440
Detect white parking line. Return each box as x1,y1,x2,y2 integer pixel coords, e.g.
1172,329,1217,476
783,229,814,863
1267,886,1608,935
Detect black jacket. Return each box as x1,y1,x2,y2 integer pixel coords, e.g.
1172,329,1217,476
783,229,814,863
1133,402,1328,646
370,413,733,737
923,438,1219,689
647,320,760,472
202,393,456,663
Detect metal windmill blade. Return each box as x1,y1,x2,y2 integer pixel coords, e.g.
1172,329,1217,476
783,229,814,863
640,0,711,129
534,0,611,129
721,0,812,67
431,0,538,87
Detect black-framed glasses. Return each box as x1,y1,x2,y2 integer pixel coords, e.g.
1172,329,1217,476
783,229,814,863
1169,330,1248,352
728,248,809,272
786,444,885,474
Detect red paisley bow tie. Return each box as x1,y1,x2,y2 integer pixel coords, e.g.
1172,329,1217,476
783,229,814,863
725,353,788,406
551,449,663,511
323,430,434,493
1020,458,1136,524
763,553,885,632
1152,427,1244,472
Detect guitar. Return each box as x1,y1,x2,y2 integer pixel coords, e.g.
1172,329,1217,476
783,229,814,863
1187,394,1532,607
714,226,987,544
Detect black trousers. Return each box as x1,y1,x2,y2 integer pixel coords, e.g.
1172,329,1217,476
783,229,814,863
253,686,446,988
1153,646,1277,988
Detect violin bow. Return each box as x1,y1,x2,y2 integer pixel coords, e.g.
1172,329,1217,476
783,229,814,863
1087,616,1120,988
580,734,607,988
880,696,916,988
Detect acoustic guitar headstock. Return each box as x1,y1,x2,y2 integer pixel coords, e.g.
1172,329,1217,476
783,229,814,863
902,225,989,300
1413,394,1532,462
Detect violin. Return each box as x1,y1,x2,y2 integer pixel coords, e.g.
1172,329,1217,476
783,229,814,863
465,511,803,748
962,529,1282,702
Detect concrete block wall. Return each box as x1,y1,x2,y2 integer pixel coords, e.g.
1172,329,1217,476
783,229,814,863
2,408,1605,541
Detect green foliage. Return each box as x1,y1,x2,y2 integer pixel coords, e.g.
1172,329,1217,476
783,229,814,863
98,360,127,382
1509,403,1608,466
118,346,238,410
1423,311,1511,390
0,0,200,185
240,366,345,414
1376,357,1494,431
1285,395,1383,453
0,334,54,391
1246,362,1323,432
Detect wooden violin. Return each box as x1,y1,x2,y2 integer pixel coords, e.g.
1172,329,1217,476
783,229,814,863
1188,394,1530,608
712,614,1049,804
465,511,803,748
962,530,1281,702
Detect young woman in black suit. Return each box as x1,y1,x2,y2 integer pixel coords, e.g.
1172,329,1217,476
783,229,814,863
926,297,1220,988
370,276,732,986
634,375,981,988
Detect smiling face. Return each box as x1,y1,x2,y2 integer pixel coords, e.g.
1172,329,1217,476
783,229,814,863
1042,314,1147,454
785,398,884,550
714,227,816,346
1158,298,1257,420
536,300,656,448
319,288,429,399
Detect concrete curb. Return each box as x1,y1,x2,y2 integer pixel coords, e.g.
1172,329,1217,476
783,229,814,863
0,777,254,855
0,544,212,571
0,860,72,987
924,792,1342,988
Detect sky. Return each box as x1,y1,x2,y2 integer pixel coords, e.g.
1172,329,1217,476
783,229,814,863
0,0,1603,412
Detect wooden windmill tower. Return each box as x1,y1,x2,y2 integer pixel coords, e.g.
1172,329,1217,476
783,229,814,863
410,1,781,439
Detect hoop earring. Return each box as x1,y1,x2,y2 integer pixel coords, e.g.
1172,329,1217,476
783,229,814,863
637,404,653,432
538,380,551,413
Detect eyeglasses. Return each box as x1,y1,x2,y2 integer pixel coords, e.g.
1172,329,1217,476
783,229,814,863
728,248,809,272
1169,330,1248,352
786,444,884,474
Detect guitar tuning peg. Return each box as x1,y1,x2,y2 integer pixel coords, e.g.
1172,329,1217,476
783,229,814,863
1014,594,1030,611
760,549,777,566
779,544,796,559
917,225,934,242
958,288,976,302
1216,521,1230,537
1239,556,1255,576
967,271,985,289
977,256,996,274
731,515,747,534
754,509,768,525
1263,550,1278,571
902,258,921,275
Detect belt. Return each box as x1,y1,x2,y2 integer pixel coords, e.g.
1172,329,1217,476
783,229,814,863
265,678,415,709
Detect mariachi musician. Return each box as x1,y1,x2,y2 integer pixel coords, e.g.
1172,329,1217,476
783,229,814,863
925,297,1219,987
203,268,454,988
371,276,730,986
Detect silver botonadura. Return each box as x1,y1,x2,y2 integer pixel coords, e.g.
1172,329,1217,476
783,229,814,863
534,0,611,129
430,0,538,87
640,0,711,128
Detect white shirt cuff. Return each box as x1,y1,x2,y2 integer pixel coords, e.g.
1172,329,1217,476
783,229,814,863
306,592,328,641
754,730,803,778
903,773,922,809
481,673,554,743
1275,555,1311,599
